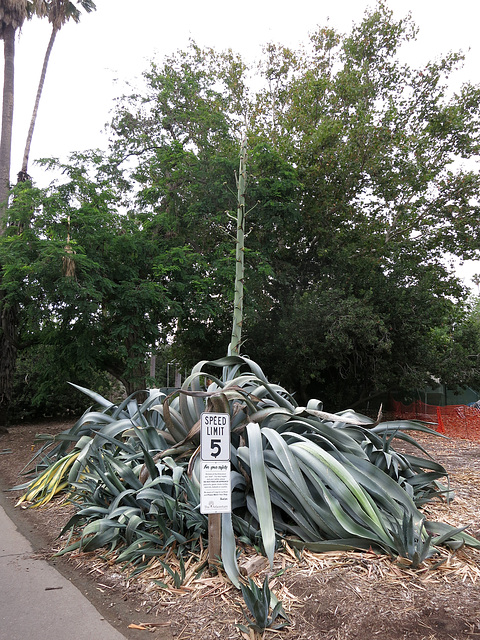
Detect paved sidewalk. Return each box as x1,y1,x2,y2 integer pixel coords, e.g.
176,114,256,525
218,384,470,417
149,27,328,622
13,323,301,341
0,498,128,640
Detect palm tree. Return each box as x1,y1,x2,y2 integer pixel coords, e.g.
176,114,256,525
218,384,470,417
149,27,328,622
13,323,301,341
0,0,31,433
19,0,96,181
0,0,29,216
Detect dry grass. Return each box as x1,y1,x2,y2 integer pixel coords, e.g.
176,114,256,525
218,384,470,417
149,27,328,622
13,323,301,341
3,423,480,640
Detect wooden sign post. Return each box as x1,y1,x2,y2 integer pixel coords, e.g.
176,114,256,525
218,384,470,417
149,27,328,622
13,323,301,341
200,412,231,569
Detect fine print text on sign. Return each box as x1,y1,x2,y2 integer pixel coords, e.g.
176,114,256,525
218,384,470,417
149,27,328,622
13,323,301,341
200,461,231,514
200,412,231,514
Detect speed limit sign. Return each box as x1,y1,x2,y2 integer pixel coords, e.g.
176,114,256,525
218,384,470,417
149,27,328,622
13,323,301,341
200,412,231,514
200,412,231,461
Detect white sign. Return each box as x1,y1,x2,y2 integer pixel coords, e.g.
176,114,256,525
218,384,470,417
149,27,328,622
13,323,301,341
200,412,230,461
200,412,231,514
200,461,231,514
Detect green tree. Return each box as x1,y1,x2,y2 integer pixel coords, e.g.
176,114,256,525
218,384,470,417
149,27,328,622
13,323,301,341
5,5,480,416
0,44,251,409
435,299,480,393
107,43,252,365
0,0,30,431
0,1,96,428
243,4,480,407
2,158,186,396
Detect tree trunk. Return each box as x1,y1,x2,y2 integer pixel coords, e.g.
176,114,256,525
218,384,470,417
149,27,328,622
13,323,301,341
104,357,147,401
0,23,15,219
0,291,18,431
0,24,17,431
20,26,58,180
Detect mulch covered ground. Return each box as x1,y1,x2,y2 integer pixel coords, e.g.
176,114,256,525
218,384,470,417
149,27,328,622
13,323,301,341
1,421,480,640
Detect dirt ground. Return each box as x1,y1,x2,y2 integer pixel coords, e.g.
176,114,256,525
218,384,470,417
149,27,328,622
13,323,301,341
1,420,480,640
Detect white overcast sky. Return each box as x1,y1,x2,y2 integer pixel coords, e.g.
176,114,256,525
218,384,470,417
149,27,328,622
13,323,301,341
7,0,480,286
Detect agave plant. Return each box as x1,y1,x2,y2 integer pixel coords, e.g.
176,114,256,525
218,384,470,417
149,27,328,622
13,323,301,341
237,576,290,634
14,141,480,586
16,354,480,589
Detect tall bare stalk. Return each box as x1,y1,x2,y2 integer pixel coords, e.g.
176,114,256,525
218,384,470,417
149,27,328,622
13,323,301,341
229,135,247,355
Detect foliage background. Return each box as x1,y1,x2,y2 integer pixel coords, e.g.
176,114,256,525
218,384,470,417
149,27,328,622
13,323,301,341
2,4,480,420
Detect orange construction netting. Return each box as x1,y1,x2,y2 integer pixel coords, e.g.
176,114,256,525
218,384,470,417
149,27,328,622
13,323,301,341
390,399,480,442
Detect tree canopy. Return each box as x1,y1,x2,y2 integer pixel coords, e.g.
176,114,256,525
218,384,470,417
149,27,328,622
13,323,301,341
3,2,480,416
0,0,97,428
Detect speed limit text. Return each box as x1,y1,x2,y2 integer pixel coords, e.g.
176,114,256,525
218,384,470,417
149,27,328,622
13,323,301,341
203,414,228,435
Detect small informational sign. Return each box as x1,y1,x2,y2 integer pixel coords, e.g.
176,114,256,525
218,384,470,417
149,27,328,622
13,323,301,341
200,412,231,514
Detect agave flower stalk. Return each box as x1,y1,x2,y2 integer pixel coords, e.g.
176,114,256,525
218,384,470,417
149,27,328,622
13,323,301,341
229,135,247,355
